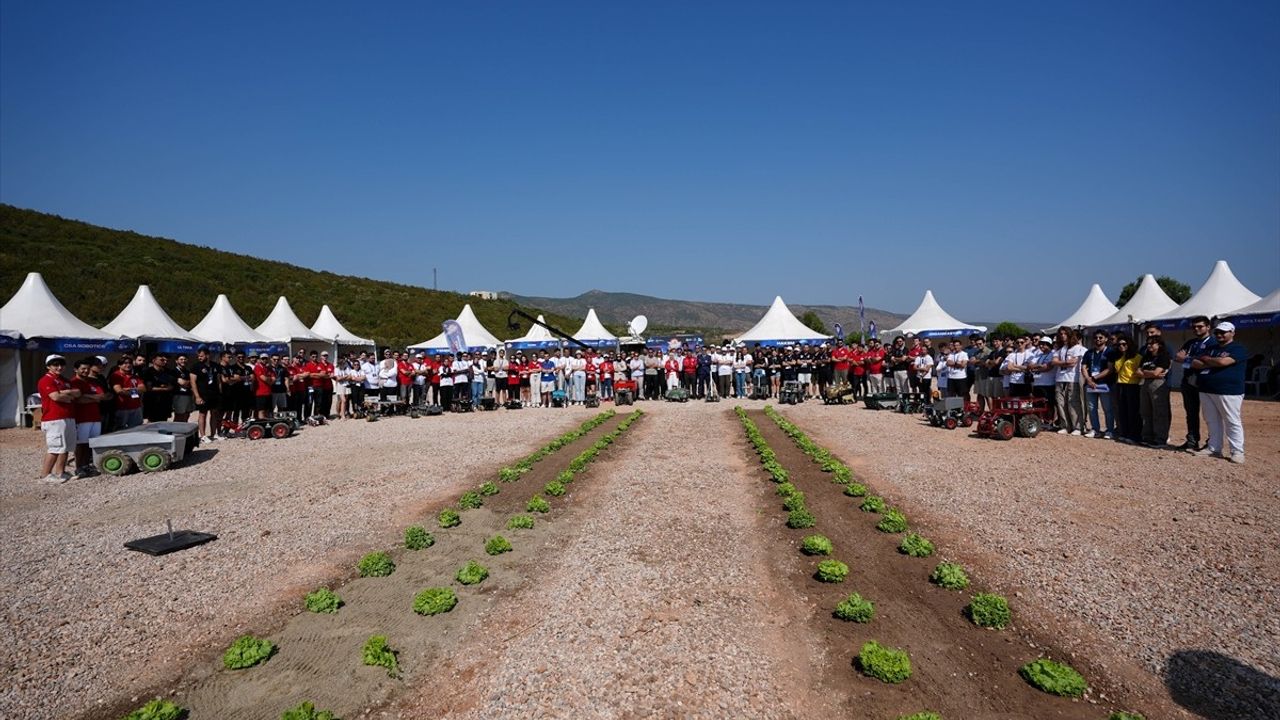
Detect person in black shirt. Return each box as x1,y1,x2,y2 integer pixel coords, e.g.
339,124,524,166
172,354,194,422
1138,335,1172,447
1173,315,1212,450
140,355,176,422
191,347,221,441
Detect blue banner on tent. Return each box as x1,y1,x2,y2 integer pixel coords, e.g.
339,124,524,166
505,340,563,351
232,343,289,356
744,338,827,347
0,333,21,350
914,329,976,339
154,340,224,354
644,334,704,351
24,337,137,353
1228,312,1280,328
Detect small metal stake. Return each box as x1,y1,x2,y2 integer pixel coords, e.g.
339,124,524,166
167,519,174,540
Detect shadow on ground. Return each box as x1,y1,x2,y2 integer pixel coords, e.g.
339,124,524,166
1164,649,1280,719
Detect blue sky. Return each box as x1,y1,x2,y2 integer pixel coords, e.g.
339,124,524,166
2,1,1277,321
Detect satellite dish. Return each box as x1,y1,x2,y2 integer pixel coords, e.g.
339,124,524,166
628,315,648,336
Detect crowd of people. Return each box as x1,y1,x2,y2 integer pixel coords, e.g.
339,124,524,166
33,317,1251,482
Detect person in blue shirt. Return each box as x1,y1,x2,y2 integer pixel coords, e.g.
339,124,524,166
1189,321,1247,465
539,354,556,408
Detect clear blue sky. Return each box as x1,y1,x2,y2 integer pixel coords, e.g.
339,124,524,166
3,1,1277,322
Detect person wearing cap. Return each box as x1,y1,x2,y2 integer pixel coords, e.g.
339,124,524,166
70,357,108,478
37,354,80,483
1173,315,1213,450
1189,322,1247,464
1026,336,1057,410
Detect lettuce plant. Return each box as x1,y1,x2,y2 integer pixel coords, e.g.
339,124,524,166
122,699,185,720
833,593,875,623
876,509,908,533
776,482,798,497
498,467,522,482
1019,658,1087,697
304,588,342,614
800,535,834,556
544,480,566,497
280,701,339,720
557,470,574,484
1108,713,1145,720
930,562,969,590
815,559,849,583
967,593,1011,629
404,526,434,550
898,533,934,557
357,551,395,578
223,635,276,669
413,587,458,615
479,481,500,496
456,560,489,585
782,493,807,512
843,482,867,497
896,713,941,720
860,495,885,513
507,514,535,530
362,635,399,678
458,491,484,510
485,535,513,555
857,640,912,683
786,508,816,529
438,508,461,528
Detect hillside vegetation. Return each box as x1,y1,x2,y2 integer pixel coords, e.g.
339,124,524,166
0,204,574,350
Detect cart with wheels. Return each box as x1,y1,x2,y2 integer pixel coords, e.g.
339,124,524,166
613,379,636,406
91,422,201,476
974,396,1052,440
779,380,804,405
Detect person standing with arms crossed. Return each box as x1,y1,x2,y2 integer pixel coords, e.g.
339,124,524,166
38,355,80,483
1174,315,1212,451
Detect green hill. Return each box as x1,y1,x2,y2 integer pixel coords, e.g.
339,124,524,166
0,204,575,350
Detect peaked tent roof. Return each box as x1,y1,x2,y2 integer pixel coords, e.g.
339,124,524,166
1151,260,1261,322
101,285,199,340
255,296,326,342
573,308,618,342
1046,284,1119,331
886,290,986,336
506,314,561,346
735,296,829,344
310,305,375,346
1093,274,1180,327
191,294,273,344
0,272,115,339
408,304,502,351
1228,287,1280,317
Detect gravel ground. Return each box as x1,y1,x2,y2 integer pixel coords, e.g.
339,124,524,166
782,394,1280,719
394,403,830,719
0,408,596,719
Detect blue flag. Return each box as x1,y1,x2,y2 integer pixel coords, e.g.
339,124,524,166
834,322,844,341
868,320,878,340
443,319,468,353
858,296,865,338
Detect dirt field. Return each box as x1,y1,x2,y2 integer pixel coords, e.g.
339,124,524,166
1,395,1276,719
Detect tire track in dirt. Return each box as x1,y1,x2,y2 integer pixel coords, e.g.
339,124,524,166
394,403,832,719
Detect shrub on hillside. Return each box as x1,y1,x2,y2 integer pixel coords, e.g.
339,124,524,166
833,593,875,623
1019,658,1087,697
857,640,912,683
413,587,458,616
967,593,1012,629
404,526,434,551
815,559,849,583
898,533,934,557
357,551,395,578
800,535,834,556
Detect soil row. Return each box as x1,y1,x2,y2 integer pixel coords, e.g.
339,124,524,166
740,406,1147,720
108,409,642,720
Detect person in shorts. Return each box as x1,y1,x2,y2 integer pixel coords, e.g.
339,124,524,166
171,353,195,421
192,347,222,441
38,354,80,483
71,357,108,478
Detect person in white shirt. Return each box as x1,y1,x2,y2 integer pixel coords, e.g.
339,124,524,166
358,354,378,410
411,353,428,406
492,349,509,404
1051,328,1087,435
568,350,587,404
913,351,935,399
470,353,487,405
437,355,455,409
551,349,567,394
1001,336,1035,397
733,349,752,398
450,353,470,406
377,351,398,402
1028,336,1057,408
944,340,969,398
716,347,733,398
628,353,645,399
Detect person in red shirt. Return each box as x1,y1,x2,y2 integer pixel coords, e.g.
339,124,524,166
681,352,697,393
286,357,309,418
38,354,81,483
70,357,109,477
395,352,413,402
830,341,852,388
849,344,867,400
303,351,329,419
505,355,521,405
865,339,887,394
253,355,274,419
110,358,146,429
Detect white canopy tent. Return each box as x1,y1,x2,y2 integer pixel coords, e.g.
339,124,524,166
572,308,619,348
1046,284,1118,331
310,305,376,349
506,314,562,351
1229,287,1280,319
885,290,986,339
101,285,201,350
1092,274,1180,328
1150,260,1261,326
0,272,129,429
734,296,829,346
256,296,333,356
190,294,279,351
408,304,502,355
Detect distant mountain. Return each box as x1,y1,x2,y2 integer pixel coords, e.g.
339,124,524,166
503,289,910,337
